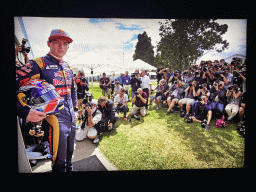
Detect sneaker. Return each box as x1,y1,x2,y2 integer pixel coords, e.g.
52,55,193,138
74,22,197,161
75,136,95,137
185,113,190,119
205,124,210,131
93,135,99,144
156,105,159,110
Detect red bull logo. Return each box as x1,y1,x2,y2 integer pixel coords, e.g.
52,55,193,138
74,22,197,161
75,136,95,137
56,29,66,36
54,70,70,78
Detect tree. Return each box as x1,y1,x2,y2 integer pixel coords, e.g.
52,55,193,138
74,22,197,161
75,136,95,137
133,31,155,65
157,19,229,71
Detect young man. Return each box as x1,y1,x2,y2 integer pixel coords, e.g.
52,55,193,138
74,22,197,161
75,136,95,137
16,29,77,172
114,88,129,120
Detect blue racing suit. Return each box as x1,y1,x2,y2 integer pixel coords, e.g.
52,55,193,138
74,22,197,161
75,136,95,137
16,53,77,172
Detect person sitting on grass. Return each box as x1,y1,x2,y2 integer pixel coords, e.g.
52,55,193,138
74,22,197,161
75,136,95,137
130,88,147,120
149,79,169,110
114,88,129,120
189,95,212,131
178,80,199,118
166,80,184,115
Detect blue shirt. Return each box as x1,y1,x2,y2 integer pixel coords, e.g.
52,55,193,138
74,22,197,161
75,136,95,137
122,75,131,85
117,76,123,84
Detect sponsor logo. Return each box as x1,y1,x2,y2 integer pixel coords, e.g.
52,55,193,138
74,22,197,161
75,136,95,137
54,70,70,78
53,78,72,86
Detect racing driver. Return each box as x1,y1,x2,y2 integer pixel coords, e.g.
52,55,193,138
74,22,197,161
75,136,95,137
16,29,78,172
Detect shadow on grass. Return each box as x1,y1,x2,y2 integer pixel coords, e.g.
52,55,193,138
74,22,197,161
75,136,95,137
166,115,244,167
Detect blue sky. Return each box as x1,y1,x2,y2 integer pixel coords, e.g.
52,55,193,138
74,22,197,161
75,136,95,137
17,17,247,74
88,18,142,50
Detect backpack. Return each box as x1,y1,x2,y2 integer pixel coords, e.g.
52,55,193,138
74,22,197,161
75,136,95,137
215,115,226,128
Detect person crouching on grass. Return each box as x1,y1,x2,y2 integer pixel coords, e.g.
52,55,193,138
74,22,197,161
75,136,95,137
189,95,212,131
114,88,129,120
129,88,147,120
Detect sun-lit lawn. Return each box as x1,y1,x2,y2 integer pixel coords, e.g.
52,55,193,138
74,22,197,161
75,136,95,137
88,84,245,170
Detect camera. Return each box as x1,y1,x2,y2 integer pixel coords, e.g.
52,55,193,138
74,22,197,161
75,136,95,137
134,91,139,96
184,117,193,123
21,38,31,53
231,57,241,65
31,124,42,134
131,72,138,79
201,119,207,128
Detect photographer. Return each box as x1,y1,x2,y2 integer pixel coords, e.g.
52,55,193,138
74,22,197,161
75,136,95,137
169,70,182,86
183,70,195,89
166,80,184,114
15,45,30,67
225,85,242,124
159,68,171,84
76,99,103,144
178,80,198,118
190,95,212,131
110,73,116,95
76,76,89,110
150,79,169,110
99,72,111,99
98,96,119,130
205,66,215,86
220,67,233,90
130,88,147,118
22,121,51,165
209,81,227,119
130,70,142,99
233,67,246,93
140,69,152,109
114,88,129,120
113,81,123,95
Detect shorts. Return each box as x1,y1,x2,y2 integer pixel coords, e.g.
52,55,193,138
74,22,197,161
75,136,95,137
179,98,194,105
130,105,147,115
102,88,110,96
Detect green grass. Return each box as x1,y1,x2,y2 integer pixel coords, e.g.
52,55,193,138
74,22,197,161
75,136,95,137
88,84,245,170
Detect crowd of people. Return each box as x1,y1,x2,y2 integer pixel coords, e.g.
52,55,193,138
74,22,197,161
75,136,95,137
74,57,246,145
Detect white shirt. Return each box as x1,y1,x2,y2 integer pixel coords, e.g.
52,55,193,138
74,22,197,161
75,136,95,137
114,94,128,104
140,75,151,89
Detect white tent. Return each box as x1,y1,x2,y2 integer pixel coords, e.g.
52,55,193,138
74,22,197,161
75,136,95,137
121,59,157,71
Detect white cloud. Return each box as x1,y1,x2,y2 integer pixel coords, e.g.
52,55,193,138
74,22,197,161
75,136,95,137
20,17,246,70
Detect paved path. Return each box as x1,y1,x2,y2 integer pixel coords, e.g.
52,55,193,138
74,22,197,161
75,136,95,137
32,139,118,172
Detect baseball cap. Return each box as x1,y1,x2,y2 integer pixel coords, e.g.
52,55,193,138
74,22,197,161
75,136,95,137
49,29,73,43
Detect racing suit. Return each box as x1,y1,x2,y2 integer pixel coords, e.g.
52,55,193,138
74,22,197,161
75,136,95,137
16,53,77,172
